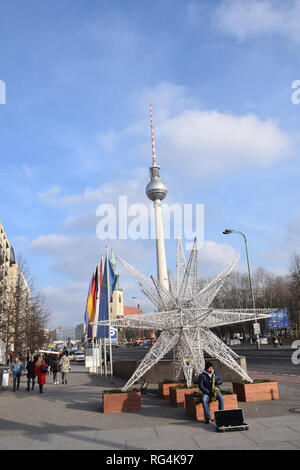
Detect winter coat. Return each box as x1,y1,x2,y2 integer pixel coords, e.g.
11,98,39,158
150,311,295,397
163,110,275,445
26,361,37,379
198,371,223,396
35,361,47,385
10,361,24,376
51,357,60,373
60,355,70,373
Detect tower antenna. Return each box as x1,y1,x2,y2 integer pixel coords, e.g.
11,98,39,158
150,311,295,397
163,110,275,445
150,104,157,166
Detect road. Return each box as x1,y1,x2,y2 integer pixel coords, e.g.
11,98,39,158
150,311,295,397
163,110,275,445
111,345,300,377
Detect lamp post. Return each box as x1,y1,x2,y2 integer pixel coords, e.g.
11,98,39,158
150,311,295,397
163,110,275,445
132,297,143,312
223,229,260,349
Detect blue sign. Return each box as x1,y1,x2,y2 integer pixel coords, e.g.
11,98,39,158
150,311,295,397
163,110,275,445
110,327,118,344
268,309,290,329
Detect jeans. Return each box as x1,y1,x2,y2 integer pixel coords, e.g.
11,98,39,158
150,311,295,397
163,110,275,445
61,372,68,383
202,392,224,420
27,377,35,390
13,374,21,390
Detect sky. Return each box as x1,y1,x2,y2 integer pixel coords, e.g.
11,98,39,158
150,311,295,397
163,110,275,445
1,0,300,328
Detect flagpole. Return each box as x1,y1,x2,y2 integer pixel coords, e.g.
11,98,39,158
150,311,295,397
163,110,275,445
92,331,95,374
95,262,100,375
106,246,113,383
100,255,104,376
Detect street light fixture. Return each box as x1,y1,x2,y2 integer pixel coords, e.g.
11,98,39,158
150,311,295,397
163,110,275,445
132,297,143,312
223,228,260,349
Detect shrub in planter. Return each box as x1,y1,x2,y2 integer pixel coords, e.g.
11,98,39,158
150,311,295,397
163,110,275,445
158,381,186,399
102,388,141,413
232,379,279,402
169,384,199,408
185,390,238,421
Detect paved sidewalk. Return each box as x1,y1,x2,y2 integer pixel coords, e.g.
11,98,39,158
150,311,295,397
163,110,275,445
1,415,300,450
0,364,299,450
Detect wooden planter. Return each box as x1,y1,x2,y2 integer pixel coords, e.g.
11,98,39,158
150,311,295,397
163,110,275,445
232,381,279,402
102,391,141,413
159,382,186,399
169,386,198,408
185,393,238,421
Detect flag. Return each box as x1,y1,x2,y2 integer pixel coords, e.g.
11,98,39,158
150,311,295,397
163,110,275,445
96,258,117,339
92,259,103,338
84,272,94,339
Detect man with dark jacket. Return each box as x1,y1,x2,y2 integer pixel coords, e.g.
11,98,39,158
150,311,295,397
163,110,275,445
26,355,37,391
198,362,224,424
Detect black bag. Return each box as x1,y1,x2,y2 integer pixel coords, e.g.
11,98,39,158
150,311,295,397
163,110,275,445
40,365,48,373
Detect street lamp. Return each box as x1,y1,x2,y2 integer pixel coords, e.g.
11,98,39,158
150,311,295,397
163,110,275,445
132,297,143,312
223,229,260,349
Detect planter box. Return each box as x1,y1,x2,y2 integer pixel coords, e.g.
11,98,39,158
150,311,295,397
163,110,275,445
185,393,238,421
232,382,279,402
102,391,141,413
159,382,186,399
169,386,198,408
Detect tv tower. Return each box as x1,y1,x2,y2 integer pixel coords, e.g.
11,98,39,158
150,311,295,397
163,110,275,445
146,105,169,290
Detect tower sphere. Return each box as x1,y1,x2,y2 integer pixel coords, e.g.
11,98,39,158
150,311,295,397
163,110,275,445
146,164,168,201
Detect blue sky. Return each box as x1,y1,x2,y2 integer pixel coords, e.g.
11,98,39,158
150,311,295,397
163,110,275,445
1,0,300,327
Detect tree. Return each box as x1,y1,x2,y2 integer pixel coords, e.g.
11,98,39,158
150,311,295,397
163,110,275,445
288,253,300,338
0,256,51,355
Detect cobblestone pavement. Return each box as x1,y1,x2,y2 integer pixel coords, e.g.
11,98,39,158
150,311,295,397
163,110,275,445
0,364,299,440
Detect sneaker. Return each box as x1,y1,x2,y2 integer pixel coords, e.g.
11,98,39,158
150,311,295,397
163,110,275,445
205,418,210,424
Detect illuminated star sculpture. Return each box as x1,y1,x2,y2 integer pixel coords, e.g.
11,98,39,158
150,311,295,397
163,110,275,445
98,238,273,391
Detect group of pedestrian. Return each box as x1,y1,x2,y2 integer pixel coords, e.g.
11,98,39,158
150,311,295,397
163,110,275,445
10,350,70,394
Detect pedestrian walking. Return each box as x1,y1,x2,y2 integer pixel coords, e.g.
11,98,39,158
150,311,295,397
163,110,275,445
34,355,47,393
60,351,70,384
198,362,224,424
51,354,60,384
10,357,25,391
26,355,37,391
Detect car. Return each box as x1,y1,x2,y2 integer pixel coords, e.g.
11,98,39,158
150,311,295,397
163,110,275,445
74,351,85,362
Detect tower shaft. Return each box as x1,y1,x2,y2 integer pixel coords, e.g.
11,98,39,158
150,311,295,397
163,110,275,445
154,200,168,290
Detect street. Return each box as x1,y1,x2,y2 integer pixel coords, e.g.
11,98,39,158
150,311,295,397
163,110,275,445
111,345,300,377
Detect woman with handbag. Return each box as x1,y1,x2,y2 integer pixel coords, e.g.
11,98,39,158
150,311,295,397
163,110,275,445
34,355,47,393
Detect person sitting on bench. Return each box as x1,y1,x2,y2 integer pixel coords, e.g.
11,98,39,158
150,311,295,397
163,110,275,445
198,362,224,424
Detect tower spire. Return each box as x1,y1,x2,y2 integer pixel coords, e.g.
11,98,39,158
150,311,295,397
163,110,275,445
150,104,157,166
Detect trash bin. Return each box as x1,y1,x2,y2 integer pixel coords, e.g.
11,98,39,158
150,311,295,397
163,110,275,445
0,366,9,388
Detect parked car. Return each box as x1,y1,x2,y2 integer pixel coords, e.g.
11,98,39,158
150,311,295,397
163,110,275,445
74,351,85,362
68,350,75,361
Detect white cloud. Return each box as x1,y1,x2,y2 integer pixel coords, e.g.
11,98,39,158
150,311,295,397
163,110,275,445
41,282,87,328
95,82,295,181
214,0,300,42
159,109,293,178
37,170,147,208
198,240,242,276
